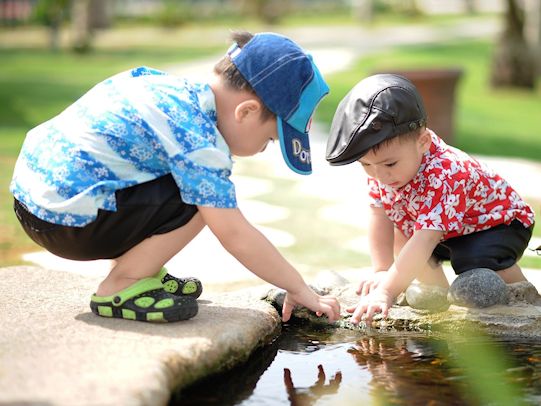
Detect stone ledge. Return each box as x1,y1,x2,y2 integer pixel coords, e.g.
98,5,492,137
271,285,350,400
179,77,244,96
264,272,541,339
0,266,281,406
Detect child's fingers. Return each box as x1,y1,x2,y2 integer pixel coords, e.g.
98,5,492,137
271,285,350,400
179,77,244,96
361,282,372,297
350,301,368,325
281,300,293,322
346,305,356,313
380,302,390,319
364,303,386,326
320,303,338,323
327,296,341,316
363,306,377,326
318,296,340,322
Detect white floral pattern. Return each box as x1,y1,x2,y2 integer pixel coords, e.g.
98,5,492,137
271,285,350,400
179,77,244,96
11,66,236,226
368,132,534,239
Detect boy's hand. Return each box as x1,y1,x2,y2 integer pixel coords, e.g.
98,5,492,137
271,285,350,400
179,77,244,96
282,286,340,323
356,270,388,297
346,288,393,326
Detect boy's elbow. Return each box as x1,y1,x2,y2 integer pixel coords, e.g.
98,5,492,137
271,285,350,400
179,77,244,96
198,206,259,254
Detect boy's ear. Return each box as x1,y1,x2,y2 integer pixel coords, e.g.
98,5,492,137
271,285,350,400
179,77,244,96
234,99,262,122
418,129,431,152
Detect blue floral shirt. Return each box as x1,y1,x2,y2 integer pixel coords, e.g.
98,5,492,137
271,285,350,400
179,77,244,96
10,66,237,227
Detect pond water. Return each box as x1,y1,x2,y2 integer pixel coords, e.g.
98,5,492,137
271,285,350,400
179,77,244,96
172,322,541,405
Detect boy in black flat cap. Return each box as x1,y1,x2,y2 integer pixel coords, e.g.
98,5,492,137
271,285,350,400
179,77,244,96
326,74,536,325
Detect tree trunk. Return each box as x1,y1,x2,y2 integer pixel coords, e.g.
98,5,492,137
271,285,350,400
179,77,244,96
524,0,541,74
491,0,536,89
352,0,373,23
71,0,92,53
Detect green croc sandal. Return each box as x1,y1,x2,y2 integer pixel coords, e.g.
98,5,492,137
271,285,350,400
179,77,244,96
90,277,198,322
157,267,203,299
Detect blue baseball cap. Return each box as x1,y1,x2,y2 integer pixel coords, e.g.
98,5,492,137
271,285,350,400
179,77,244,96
228,32,329,175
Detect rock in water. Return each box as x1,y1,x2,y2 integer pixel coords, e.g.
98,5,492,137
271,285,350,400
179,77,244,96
447,268,509,308
405,281,450,312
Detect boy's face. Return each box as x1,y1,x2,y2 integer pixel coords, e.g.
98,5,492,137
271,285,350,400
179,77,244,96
358,130,431,189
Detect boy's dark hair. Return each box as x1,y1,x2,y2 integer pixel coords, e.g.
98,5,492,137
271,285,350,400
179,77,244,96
214,31,274,122
369,125,426,155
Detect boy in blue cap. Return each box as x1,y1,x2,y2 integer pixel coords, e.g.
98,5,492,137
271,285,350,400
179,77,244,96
11,31,340,323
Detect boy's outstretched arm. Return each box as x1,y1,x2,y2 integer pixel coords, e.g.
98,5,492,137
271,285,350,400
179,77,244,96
198,206,340,323
356,206,395,296
348,229,443,325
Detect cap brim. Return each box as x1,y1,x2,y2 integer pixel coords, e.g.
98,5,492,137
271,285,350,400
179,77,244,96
277,117,312,175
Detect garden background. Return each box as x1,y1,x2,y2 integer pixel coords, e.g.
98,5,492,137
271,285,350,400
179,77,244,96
1,0,540,273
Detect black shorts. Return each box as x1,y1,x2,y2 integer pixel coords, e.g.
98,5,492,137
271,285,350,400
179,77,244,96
432,220,534,274
14,174,198,261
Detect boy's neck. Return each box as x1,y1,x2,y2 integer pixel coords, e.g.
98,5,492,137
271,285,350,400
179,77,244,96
210,75,254,111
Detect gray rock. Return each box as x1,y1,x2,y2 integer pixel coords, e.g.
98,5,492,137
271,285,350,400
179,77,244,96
405,281,450,312
447,268,509,308
311,270,350,293
507,281,541,305
262,270,349,318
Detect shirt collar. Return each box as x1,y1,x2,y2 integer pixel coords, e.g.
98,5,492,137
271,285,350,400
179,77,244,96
193,82,217,121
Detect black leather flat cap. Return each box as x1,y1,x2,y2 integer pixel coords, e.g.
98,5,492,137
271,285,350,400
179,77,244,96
326,74,427,165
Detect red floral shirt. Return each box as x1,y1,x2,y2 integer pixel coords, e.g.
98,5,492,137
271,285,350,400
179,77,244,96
368,132,535,240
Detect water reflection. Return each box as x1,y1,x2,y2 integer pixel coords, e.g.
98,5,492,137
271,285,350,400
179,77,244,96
283,365,342,405
174,323,541,405
347,336,462,405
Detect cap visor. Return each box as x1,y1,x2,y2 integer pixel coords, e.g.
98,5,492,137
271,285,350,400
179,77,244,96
277,118,312,175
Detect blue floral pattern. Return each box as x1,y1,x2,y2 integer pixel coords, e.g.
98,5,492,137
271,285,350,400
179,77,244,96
11,66,237,227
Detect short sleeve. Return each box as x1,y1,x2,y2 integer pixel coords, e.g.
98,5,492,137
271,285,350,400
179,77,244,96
171,153,237,208
415,173,467,233
367,177,383,208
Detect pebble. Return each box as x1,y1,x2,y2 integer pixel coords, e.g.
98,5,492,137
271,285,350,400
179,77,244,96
447,268,509,308
405,281,450,312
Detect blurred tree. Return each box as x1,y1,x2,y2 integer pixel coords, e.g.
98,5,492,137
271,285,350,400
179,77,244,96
71,0,110,53
491,0,536,89
158,0,191,28
34,0,71,51
34,0,110,52
71,0,91,52
352,0,374,23
524,0,541,74
234,0,286,24
385,0,421,16
464,0,476,14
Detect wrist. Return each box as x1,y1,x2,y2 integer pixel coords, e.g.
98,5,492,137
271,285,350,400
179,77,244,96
287,280,311,296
